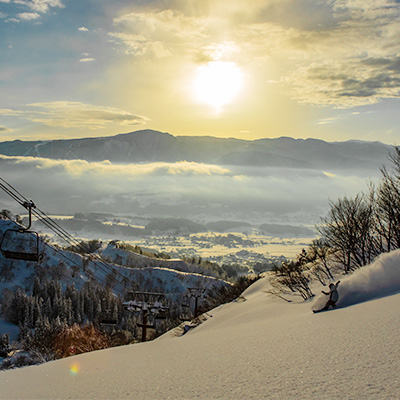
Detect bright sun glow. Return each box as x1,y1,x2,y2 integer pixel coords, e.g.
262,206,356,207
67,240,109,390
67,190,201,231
193,61,244,111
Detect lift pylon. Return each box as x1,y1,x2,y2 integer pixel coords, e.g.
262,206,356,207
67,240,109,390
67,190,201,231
123,291,170,342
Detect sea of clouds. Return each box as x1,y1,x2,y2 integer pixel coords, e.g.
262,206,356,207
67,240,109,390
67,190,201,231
0,155,379,222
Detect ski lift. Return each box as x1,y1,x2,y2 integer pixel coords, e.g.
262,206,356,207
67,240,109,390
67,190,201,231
151,301,169,320
0,201,42,262
179,294,192,321
123,299,141,312
155,308,169,320
138,313,156,329
181,295,190,309
100,310,117,326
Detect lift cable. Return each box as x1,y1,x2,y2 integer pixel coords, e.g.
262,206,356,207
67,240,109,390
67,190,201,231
0,178,29,207
28,202,134,288
35,209,133,288
0,176,133,294
1,177,114,289
23,207,119,287
41,241,110,290
33,208,134,293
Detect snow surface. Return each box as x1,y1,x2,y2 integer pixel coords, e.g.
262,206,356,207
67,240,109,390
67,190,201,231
1,252,400,399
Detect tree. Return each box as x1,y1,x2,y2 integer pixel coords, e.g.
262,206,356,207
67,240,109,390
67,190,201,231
66,240,102,255
54,324,110,358
375,147,400,252
0,209,12,220
318,194,376,273
269,259,314,300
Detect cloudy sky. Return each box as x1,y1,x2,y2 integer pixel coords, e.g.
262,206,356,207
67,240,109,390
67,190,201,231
1,0,400,143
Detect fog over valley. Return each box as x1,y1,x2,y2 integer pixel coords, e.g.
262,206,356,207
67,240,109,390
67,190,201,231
0,130,387,224
0,153,380,224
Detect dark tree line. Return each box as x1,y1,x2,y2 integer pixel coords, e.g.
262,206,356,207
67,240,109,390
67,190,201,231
1,278,139,345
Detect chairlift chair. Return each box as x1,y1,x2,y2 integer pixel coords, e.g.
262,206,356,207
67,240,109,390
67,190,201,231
0,229,41,261
181,295,190,308
100,310,117,326
0,200,42,262
122,300,141,313
179,310,192,322
153,304,170,320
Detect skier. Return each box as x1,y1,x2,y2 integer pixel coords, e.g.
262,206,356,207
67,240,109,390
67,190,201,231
313,281,340,313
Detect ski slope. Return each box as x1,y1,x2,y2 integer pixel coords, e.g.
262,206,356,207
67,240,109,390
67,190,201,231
1,252,400,399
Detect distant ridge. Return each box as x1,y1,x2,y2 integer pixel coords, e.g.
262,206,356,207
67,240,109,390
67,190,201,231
0,129,391,170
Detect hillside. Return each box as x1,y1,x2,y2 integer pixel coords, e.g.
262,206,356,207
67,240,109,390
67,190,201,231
0,130,390,171
0,219,227,299
1,250,399,399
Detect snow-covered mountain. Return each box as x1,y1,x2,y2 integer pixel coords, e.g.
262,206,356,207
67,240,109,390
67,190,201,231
0,129,390,171
1,250,400,399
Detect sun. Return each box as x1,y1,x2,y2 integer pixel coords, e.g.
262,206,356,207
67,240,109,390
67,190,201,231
193,61,244,111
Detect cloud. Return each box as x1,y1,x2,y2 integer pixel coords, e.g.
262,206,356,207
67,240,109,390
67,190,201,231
0,126,12,132
0,101,148,129
279,0,400,107
78,26,88,32
0,154,375,219
17,12,40,20
264,2,400,100
108,1,400,108
317,116,343,125
0,108,25,116
5,0,64,22
6,157,230,178
79,57,96,63
109,9,211,59
14,0,64,13
316,111,366,125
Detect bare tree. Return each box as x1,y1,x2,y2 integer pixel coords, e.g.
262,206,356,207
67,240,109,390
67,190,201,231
307,239,334,283
318,194,376,273
375,147,400,251
269,259,314,300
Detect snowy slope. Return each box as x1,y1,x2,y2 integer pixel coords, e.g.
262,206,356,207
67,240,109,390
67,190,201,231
1,251,400,399
0,219,227,300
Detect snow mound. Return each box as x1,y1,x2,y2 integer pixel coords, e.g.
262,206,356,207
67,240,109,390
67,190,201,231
313,249,400,310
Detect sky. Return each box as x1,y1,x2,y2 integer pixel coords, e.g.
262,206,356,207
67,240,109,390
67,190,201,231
1,0,400,143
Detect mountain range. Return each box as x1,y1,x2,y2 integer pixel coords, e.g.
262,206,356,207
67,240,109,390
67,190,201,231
0,130,392,170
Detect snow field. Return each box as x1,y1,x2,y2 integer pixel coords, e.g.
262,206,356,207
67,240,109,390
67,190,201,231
1,267,400,399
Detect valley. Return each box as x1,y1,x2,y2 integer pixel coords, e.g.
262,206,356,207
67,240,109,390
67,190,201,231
34,213,316,272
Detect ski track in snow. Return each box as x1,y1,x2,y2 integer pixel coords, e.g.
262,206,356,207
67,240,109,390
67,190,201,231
1,251,400,399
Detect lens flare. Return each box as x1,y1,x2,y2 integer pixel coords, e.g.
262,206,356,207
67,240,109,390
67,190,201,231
70,364,79,375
